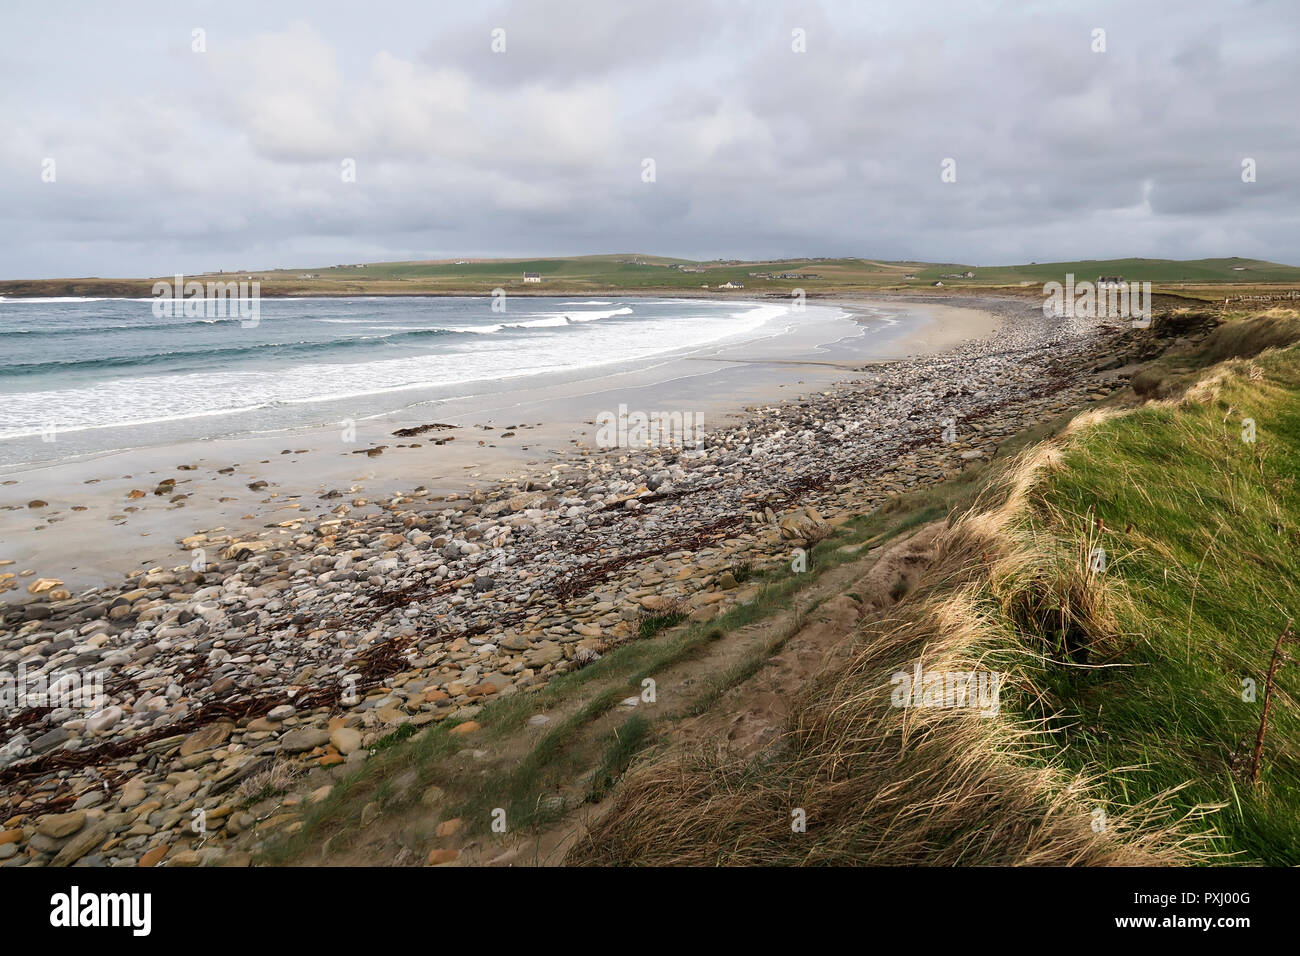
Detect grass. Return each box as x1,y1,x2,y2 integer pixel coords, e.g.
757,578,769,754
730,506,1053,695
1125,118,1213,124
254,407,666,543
997,346,1300,863
730,560,758,583
6,255,1298,298
566,320,1300,866
258,475,949,864
263,328,1300,866
587,716,654,803
637,602,688,640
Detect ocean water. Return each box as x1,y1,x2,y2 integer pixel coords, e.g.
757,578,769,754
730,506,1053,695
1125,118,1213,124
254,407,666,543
0,295,848,468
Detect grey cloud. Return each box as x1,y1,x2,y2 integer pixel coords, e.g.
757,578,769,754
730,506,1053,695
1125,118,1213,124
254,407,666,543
0,0,1297,278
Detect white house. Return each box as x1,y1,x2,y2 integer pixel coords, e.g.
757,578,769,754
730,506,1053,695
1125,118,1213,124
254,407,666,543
523,272,541,283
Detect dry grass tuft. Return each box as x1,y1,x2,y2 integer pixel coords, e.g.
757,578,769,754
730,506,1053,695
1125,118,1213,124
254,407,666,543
567,438,1213,866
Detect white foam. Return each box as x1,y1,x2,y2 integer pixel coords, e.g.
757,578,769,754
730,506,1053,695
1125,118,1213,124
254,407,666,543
0,298,803,445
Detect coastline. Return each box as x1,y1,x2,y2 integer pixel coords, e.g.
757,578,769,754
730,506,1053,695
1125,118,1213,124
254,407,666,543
0,296,1008,594
0,290,1127,868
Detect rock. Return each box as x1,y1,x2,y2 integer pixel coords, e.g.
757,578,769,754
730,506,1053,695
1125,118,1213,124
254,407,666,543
779,508,832,541
420,785,445,808
139,844,170,867
524,644,562,668
210,756,272,795
86,706,123,733
52,822,110,866
72,790,104,810
427,848,460,865
435,818,463,837
26,577,64,594
449,721,481,736
282,727,330,753
507,491,547,512
180,721,234,756
329,727,362,755
38,811,86,839
29,727,71,754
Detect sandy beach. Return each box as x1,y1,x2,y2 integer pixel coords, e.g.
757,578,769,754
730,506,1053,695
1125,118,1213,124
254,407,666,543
0,286,1123,868
0,295,1005,595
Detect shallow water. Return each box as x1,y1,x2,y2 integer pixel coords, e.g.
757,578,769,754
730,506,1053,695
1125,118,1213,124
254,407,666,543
0,295,869,468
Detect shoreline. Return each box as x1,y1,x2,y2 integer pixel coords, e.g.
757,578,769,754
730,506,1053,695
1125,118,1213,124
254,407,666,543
0,297,1007,594
0,291,1127,867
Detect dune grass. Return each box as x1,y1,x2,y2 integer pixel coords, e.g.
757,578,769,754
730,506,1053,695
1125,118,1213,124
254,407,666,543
567,331,1300,866
1004,346,1300,863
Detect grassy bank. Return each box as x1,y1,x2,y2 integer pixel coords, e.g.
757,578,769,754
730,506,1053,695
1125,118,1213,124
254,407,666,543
568,312,1300,866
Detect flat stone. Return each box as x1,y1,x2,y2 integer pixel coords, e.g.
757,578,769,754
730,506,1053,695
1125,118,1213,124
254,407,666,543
38,811,86,839
139,844,170,867
52,822,110,866
281,727,330,753
180,721,234,756
29,727,72,754
329,727,363,755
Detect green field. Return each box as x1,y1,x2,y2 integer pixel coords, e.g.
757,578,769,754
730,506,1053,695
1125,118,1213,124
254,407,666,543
5,255,1298,299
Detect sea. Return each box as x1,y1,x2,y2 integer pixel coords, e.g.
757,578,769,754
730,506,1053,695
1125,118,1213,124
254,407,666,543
0,295,878,469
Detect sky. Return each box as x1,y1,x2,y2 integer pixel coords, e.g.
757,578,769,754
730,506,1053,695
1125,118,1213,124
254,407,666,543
2,0,1298,278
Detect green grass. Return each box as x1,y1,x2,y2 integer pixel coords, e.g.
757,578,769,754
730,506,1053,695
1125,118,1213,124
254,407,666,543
638,609,688,640
587,715,654,803
912,257,1300,286
1002,345,1300,863
9,255,1297,297
266,255,1300,292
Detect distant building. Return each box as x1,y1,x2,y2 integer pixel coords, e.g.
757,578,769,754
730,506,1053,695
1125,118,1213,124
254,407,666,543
719,281,744,289
1097,275,1124,287
932,281,944,287
523,272,541,283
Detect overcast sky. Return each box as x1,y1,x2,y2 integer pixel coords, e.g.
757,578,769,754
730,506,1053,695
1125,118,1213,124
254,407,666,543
2,0,1298,278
